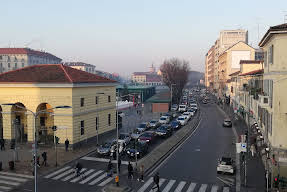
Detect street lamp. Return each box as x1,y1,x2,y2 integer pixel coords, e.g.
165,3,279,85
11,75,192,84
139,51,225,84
1,103,71,192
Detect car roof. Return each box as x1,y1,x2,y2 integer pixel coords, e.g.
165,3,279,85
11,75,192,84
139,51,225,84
224,118,231,121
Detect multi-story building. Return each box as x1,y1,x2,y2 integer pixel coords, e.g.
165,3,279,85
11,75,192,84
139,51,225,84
205,46,215,89
205,53,209,87
132,64,164,86
132,72,148,84
63,62,96,74
258,23,287,179
0,48,61,73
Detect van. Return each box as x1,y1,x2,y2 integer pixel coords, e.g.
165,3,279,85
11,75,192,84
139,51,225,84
178,105,187,112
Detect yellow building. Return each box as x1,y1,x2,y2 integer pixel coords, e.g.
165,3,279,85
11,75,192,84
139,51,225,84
0,64,117,148
259,23,287,177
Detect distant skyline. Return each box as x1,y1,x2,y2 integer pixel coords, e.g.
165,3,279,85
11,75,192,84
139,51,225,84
1,0,286,77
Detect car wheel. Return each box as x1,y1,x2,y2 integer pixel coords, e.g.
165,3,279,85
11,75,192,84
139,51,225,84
217,171,222,174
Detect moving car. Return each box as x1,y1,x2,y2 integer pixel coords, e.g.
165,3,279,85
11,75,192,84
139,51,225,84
223,118,232,127
177,116,188,126
126,141,148,158
171,120,181,130
182,112,192,121
155,124,173,138
131,129,144,140
96,141,113,156
138,131,156,144
178,104,187,112
190,103,198,110
202,99,208,104
217,157,235,174
149,120,160,129
118,133,131,144
159,116,170,124
171,104,178,111
187,109,195,116
136,122,150,132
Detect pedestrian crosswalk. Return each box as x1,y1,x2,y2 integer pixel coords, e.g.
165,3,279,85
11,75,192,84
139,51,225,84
137,177,232,192
0,171,33,192
44,166,115,187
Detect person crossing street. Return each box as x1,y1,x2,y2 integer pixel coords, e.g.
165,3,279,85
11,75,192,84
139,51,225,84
152,172,160,192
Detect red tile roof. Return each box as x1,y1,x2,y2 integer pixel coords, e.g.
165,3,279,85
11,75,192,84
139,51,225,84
240,60,263,64
229,71,240,76
133,72,149,76
259,23,287,47
239,69,264,76
0,48,61,61
146,74,162,82
0,64,117,84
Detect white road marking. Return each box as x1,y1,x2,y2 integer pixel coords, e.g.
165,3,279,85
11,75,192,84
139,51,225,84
0,172,34,179
45,166,70,178
81,156,129,165
223,187,230,192
88,173,107,185
162,179,176,192
198,184,208,192
148,178,166,192
174,181,186,192
0,175,28,182
0,179,20,186
0,186,12,190
186,182,196,192
79,170,102,184
97,177,113,186
210,185,218,192
70,169,95,183
137,177,153,192
61,168,87,181
52,169,75,180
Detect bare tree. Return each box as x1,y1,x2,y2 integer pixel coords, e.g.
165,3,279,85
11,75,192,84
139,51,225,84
160,58,190,104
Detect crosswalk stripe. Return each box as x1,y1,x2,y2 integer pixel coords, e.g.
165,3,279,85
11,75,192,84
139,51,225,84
186,183,196,192
210,185,218,192
0,175,28,182
148,178,166,192
62,168,87,181
70,169,95,183
52,169,75,180
79,170,102,184
162,179,176,192
223,187,229,192
98,177,113,186
198,184,208,192
0,172,34,179
81,156,129,165
45,166,70,178
88,173,107,185
0,179,20,186
174,181,186,192
137,177,153,192
0,186,12,190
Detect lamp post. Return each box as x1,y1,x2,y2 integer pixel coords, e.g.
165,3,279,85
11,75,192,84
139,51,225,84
1,104,71,192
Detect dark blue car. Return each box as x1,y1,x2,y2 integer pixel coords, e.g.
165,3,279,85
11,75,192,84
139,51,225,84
171,120,181,130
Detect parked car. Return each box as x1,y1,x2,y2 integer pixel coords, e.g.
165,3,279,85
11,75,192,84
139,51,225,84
190,103,198,110
217,157,235,174
187,109,195,116
149,120,160,129
126,141,148,158
118,133,131,144
138,131,156,144
159,116,170,124
171,120,181,130
171,104,178,111
155,124,173,138
177,116,188,126
182,112,192,121
223,118,232,127
178,104,187,112
96,141,113,156
136,122,150,132
131,129,144,140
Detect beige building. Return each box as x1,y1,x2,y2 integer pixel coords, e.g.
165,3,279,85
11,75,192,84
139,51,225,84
258,23,287,178
63,62,96,74
0,48,61,73
205,46,215,89
0,64,117,148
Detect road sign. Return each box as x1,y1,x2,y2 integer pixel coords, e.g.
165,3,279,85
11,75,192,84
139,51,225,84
236,143,247,153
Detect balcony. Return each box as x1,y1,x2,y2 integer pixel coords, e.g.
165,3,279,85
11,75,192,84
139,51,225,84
258,94,270,108
249,88,262,100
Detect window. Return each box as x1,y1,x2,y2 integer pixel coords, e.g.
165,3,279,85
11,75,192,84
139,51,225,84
108,96,111,102
22,63,24,67
15,63,17,68
96,116,99,130
0,56,2,60
80,120,84,135
8,63,10,68
0,63,2,68
80,98,84,107
108,114,111,126
95,96,99,104
268,45,273,65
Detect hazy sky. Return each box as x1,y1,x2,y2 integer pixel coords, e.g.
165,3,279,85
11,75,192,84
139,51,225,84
1,0,286,77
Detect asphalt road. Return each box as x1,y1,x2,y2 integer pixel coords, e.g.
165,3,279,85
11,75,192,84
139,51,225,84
149,100,236,189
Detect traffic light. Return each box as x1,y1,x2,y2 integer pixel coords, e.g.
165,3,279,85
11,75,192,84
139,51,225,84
274,176,279,188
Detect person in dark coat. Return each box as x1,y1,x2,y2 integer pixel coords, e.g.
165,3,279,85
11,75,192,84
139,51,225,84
42,152,47,166
128,161,133,179
107,159,113,177
153,172,160,191
65,139,69,152
118,158,121,173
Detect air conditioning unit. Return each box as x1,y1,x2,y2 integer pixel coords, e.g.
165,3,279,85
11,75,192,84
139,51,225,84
258,94,269,107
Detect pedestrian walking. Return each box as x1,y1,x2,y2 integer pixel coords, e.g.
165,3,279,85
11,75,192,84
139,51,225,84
0,139,3,151
65,139,69,152
118,158,121,173
250,144,256,157
107,159,113,177
152,172,160,191
0,139,5,150
128,161,133,179
41,152,47,166
137,164,144,182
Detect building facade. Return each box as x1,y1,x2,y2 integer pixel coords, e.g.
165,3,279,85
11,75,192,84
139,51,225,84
0,48,61,73
63,62,96,74
0,64,117,148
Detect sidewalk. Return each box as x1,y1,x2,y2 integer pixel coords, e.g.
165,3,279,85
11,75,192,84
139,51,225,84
219,102,266,191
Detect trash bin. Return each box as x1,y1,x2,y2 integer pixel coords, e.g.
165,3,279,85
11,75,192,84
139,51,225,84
9,161,14,170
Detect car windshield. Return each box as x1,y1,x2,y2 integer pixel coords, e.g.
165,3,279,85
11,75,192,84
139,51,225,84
172,104,177,107
139,123,146,128
171,121,178,125
141,132,152,137
150,120,157,124
178,117,184,120
179,106,185,108
160,117,166,120
102,142,111,148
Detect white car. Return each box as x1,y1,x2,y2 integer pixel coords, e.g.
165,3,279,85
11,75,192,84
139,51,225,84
190,104,198,110
171,104,178,111
178,105,187,112
182,112,191,121
217,157,235,174
159,116,170,124
177,116,188,126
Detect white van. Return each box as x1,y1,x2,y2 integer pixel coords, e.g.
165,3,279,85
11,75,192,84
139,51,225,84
178,104,187,112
